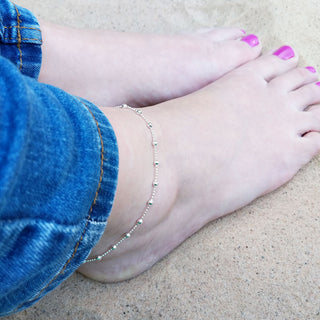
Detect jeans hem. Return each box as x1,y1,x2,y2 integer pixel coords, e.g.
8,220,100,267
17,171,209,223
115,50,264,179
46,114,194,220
0,1,42,79
3,97,119,317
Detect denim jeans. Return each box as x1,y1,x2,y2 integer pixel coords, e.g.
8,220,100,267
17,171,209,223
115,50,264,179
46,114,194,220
0,0,42,79
0,1,119,317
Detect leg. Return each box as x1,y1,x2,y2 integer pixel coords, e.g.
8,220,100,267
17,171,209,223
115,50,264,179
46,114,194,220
38,21,261,107
78,46,320,282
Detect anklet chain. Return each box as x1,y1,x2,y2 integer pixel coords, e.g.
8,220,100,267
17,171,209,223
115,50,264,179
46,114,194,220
83,104,159,263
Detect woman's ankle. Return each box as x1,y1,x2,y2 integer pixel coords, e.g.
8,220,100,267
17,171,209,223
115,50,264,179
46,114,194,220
77,105,179,281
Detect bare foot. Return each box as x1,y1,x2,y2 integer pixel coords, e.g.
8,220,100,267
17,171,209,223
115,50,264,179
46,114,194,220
38,22,261,107
77,46,320,282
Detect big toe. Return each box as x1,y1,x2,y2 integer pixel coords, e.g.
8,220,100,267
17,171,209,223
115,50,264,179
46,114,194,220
209,34,262,79
200,27,246,41
238,45,299,82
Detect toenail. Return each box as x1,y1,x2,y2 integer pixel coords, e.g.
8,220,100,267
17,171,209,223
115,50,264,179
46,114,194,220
273,46,295,60
241,29,246,34
241,34,259,47
306,66,316,73
316,82,320,87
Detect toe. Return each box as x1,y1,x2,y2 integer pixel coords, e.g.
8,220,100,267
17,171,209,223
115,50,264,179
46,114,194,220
239,45,299,81
201,27,246,41
301,131,320,159
290,82,320,111
208,34,262,79
226,34,262,60
269,67,318,92
298,105,320,135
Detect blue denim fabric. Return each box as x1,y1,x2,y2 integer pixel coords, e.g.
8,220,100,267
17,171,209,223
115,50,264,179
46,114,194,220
0,0,42,79
0,54,119,317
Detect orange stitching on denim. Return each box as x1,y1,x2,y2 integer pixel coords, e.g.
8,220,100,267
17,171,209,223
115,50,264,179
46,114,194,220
12,3,23,71
4,25,41,31
4,37,42,42
14,100,105,311
83,104,105,202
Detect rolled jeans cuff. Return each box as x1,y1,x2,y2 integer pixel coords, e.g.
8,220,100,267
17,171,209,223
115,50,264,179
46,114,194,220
0,0,42,79
0,57,119,316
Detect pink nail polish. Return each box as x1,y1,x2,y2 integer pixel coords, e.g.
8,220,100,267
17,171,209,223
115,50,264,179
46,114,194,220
241,34,259,47
241,29,246,34
273,46,295,60
316,82,320,87
306,66,316,73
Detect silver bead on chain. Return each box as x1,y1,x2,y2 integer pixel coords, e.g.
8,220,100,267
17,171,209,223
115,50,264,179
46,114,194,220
84,104,159,263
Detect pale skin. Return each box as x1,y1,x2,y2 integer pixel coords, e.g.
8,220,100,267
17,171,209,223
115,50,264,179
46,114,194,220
38,22,261,107
38,23,320,282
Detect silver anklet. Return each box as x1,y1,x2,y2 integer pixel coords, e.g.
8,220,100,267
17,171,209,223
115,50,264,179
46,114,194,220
84,104,159,263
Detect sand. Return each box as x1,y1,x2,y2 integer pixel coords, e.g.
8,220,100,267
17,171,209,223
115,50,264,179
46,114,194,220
5,0,320,319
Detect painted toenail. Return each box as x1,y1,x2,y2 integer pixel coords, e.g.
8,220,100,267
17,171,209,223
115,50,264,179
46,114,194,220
241,29,246,34
316,82,320,87
241,34,259,47
273,46,295,60
306,66,316,73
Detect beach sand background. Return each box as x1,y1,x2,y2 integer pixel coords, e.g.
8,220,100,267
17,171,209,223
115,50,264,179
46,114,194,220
5,0,320,319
